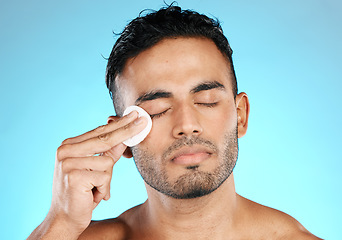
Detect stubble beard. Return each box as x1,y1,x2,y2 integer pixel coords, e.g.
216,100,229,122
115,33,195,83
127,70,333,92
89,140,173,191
131,126,238,199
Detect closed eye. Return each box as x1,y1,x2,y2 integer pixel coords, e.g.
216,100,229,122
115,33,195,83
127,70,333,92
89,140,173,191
149,103,217,119
149,108,170,119
196,102,218,107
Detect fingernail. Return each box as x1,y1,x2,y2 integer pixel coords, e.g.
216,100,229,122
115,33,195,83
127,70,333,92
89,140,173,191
134,117,143,125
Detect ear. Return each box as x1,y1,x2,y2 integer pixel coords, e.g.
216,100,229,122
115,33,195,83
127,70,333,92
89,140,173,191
122,147,133,158
107,116,133,159
107,115,119,123
235,92,250,138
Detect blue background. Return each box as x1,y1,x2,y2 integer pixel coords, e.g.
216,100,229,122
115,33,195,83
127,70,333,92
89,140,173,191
1,0,341,239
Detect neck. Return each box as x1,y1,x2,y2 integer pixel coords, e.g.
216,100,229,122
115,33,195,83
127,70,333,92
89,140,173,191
140,174,239,239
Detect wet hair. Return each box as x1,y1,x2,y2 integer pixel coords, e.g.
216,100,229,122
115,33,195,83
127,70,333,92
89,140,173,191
106,4,238,115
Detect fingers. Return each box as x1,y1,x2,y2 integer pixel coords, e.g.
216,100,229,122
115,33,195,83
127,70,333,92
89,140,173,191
59,155,117,204
61,155,114,173
53,112,147,218
102,143,127,162
49,114,145,234
61,111,138,146
57,115,148,160
67,169,112,203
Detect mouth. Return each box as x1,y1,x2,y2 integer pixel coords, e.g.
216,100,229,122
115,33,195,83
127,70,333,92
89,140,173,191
170,146,213,166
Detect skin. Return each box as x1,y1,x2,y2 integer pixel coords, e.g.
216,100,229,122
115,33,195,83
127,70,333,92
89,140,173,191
28,37,322,240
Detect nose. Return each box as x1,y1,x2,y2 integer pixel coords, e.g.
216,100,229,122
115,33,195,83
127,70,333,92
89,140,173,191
172,105,203,138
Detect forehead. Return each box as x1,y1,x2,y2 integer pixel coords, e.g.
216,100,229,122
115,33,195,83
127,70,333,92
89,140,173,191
116,37,233,105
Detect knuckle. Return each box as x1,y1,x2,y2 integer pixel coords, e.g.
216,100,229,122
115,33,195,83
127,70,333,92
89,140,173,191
60,158,71,173
67,170,81,185
56,144,69,161
105,156,115,168
98,132,111,142
123,122,138,135
123,123,131,130
61,138,73,145
121,122,136,135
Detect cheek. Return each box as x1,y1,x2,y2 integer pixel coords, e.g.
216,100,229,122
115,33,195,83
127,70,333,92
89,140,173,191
203,106,237,135
140,119,171,153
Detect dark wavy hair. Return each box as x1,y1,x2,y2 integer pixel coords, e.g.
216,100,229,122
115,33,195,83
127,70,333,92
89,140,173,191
106,5,237,115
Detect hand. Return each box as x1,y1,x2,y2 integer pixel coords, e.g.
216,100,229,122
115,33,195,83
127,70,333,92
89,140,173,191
29,111,147,239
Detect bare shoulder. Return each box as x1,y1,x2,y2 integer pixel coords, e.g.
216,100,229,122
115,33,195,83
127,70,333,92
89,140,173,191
78,217,131,240
238,195,323,239
78,205,141,240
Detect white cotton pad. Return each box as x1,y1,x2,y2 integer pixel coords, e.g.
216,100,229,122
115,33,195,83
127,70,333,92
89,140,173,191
122,105,152,147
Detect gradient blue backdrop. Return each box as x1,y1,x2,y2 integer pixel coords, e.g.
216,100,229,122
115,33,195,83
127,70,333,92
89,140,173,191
1,0,341,239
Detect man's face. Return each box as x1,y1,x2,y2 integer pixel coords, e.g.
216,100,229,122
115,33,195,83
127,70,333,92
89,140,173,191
116,37,242,199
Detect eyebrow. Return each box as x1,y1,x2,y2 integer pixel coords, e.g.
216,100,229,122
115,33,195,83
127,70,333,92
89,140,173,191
190,80,226,93
135,90,173,105
134,80,226,105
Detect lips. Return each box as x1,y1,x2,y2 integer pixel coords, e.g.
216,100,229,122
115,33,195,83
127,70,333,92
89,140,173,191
170,146,213,165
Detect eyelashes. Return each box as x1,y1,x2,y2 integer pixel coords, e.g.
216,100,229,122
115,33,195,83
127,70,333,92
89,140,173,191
197,102,218,108
150,109,169,119
149,102,218,120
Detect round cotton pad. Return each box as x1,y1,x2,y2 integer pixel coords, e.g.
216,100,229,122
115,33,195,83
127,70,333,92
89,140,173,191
122,106,153,147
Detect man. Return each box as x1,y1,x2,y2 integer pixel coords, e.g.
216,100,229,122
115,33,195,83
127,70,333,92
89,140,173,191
28,5,321,240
